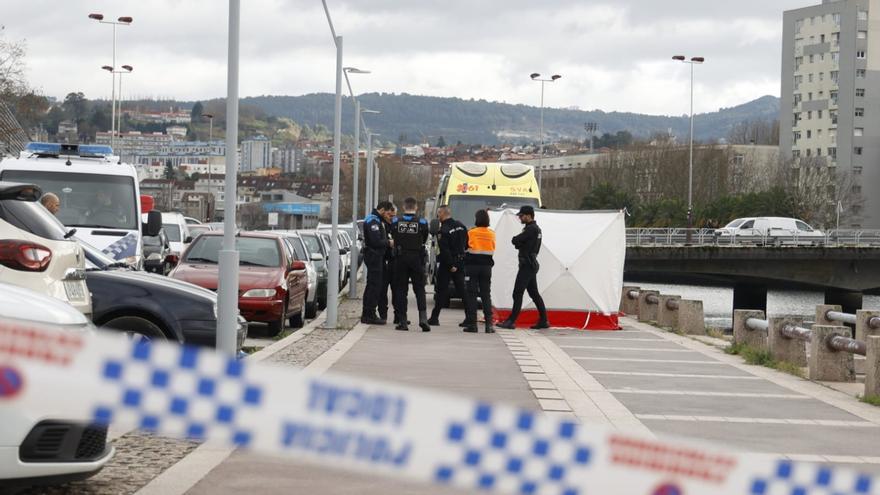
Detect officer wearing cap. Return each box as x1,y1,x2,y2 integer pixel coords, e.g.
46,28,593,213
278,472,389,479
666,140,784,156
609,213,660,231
361,201,394,324
427,205,468,328
498,205,549,330
391,197,431,332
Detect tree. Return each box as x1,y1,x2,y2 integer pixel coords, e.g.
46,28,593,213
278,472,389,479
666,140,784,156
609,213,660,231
727,118,780,145
436,136,446,147
190,101,204,121
579,182,635,211
62,92,88,121
0,26,27,101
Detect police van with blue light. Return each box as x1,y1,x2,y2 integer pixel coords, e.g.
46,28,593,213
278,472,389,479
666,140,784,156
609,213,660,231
0,143,161,268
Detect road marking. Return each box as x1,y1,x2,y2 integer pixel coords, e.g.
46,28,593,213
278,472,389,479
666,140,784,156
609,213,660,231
607,389,809,399
572,356,725,364
635,414,878,427
587,371,762,380
561,345,700,353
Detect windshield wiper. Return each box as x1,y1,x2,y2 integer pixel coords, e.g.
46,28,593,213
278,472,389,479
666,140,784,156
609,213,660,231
187,257,218,264
64,228,77,239
239,260,272,267
71,224,125,230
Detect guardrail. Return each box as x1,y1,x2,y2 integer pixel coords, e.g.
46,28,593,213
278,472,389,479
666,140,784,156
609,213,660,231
626,228,880,247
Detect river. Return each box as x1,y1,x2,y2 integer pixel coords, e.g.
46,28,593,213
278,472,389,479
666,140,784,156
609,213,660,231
624,282,880,331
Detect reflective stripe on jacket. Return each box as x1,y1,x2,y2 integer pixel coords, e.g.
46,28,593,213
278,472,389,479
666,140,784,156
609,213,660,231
466,227,495,266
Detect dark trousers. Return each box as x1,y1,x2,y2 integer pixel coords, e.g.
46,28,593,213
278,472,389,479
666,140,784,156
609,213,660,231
378,258,398,320
465,264,493,323
361,252,384,318
430,262,467,320
393,252,427,319
507,264,547,323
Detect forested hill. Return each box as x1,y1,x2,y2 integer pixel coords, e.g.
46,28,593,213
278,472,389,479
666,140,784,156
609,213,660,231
241,93,780,145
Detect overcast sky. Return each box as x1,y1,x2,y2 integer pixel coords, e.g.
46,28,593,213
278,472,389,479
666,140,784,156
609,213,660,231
3,0,812,115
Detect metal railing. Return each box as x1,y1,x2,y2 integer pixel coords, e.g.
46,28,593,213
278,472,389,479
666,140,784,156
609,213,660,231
826,310,880,329
744,316,865,356
626,228,880,248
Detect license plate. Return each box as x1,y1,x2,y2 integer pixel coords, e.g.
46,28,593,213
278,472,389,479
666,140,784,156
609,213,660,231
64,280,87,301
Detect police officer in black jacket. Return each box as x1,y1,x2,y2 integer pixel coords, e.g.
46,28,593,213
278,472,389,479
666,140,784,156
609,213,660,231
378,203,401,324
391,197,431,332
360,201,394,325
427,205,468,327
498,205,549,330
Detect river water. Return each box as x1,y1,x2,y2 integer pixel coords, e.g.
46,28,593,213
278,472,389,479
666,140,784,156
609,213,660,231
625,281,880,331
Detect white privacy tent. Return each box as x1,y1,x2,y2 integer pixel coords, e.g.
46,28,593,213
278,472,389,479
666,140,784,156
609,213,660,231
488,209,625,330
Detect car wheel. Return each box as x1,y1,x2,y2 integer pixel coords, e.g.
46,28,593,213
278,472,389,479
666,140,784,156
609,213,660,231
102,316,167,342
305,300,318,319
266,303,286,337
289,303,305,328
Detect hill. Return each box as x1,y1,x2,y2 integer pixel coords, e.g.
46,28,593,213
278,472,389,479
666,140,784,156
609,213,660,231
241,93,780,145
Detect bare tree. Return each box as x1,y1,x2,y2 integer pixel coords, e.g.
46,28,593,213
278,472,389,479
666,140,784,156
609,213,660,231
727,119,780,145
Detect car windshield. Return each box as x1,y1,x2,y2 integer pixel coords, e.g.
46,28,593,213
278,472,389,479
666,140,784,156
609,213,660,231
300,234,324,256
448,195,540,228
184,236,281,267
724,219,745,228
189,225,210,234
285,237,307,260
0,198,71,241
163,223,182,242
1,170,137,230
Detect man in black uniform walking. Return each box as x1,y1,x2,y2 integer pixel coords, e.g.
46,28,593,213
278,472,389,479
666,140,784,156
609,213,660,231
427,205,470,328
498,205,550,330
378,203,400,324
391,197,431,332
360,201,394,325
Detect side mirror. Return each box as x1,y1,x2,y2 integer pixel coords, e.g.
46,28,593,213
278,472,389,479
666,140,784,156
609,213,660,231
429,218,440,235
144,210,162,237
291,260,306,271
165,254,180,265
310,253,324,262
184,235,193,244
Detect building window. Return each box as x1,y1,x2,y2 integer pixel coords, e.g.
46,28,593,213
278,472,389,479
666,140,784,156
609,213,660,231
830,71,839,83
808,73,814,83
858,30,868,40
857,69,866,78
855,146,863,155
808,92,813,101
733,154,745,165
818,110,823,119
809,54,815,63
806,148,812,157
833,13,841,25
856,107,865,117
792,149,801,158
807,130,812,138
852,185,862,194
857,51,867,59
856,88,866,97
830,129,837,143
807,111,812,120
819,72,824,81
820,34,826,43
830,90,838,106
858,10,868,21
855,128,864,137
828,147,837,159
817,148,822,156
854,165,863,175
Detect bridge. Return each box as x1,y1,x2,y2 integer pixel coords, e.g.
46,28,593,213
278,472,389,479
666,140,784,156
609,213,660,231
624,229,880,315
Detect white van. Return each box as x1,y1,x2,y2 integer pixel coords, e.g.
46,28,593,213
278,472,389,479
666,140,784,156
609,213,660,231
161,212,192,257
715,217,825,244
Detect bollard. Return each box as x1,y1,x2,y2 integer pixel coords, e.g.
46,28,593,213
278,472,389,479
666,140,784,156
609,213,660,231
866,336,880,399
809,325,855,382
657,295,681,329
856,310,880,342
620,286,640,316
815,304,842,327
676,300,706,335
637,290,660,323
768,316,807,367
733,309,766,350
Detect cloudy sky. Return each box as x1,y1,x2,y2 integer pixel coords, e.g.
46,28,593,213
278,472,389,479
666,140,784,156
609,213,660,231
4,0,811,115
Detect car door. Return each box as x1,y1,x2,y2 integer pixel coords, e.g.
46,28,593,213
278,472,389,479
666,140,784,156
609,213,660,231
281,238,305,312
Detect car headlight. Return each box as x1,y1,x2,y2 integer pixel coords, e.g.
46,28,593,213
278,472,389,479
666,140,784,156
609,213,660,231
242,288,275,298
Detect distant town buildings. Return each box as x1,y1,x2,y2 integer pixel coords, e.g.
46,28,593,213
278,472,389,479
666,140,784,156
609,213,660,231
128,107,191,124
241,135,271,172
780,0,878,227
96,131,174,163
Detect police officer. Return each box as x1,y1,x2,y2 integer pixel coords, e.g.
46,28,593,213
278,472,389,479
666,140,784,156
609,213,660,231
498,205,549,330
427,205,469,328
378,203,400,324
360,201,393,325
391,197,430,332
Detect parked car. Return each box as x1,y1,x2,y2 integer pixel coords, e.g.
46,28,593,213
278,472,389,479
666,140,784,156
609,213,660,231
79,239,247,349
318,226,352,285
714,217,825,245
267,231,318,319
161,212,192,256
143,228,176,275
0,181,91,316
0,283,112,489
184,216,203,225
298,230,329,310
314,230,346,289
169,232,307,336
187,224,213,238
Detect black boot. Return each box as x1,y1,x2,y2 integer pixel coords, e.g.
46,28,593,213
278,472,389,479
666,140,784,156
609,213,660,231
497,320,516,330
427,310,440,326
530,319,550,330
395,320,409,331
462,324,478,333
419,311,431,332
360,315,387,325
458,320,472,328
484,322,495,334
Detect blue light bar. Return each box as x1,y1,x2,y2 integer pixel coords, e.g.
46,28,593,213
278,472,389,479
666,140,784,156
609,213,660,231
25,142,61,155
25,142,114,158
78,144,114,157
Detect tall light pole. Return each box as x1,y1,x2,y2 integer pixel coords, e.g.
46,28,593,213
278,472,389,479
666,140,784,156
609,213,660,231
530,73,561,189
116,65,133,148
343,66,370,298
89,13,132,151
202,113,215,202
364,131,375,214
672,55,705,243
217,0,241,356
584,122,597,153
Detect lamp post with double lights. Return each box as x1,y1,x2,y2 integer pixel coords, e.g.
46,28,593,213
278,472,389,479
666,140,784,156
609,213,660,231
672,55,705,243
89,13,132,151
529,73,561,189
116,65,133,146
202,113,215,200
343,66,370,298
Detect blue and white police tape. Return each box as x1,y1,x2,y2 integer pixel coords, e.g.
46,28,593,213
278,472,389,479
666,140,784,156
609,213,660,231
0,319,877,495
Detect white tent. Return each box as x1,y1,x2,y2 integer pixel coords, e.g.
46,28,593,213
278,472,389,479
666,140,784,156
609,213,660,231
488,209,625,330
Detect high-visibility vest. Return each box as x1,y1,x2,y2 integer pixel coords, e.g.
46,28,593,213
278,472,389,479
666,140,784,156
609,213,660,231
467,227,495,255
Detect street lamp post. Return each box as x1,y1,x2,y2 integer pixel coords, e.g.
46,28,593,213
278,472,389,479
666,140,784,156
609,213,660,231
365,131,374,214
89,13,132,151
672,55,705,244
529,73,561,189
343,66,370,299
116,65,133,149
202,113,215,204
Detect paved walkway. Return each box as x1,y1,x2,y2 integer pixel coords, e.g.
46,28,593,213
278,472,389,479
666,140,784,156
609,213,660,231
153,302,880,494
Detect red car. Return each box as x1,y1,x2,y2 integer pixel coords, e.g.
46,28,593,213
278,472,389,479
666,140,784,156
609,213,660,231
170,232,308,336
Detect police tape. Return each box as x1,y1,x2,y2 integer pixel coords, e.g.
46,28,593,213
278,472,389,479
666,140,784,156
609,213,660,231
0,320,877,495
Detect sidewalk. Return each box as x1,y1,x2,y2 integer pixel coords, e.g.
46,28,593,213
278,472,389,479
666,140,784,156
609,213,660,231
186,302,538,495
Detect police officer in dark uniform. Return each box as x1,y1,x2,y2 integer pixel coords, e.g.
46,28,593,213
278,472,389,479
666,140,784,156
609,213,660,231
360,201,393,325
391,197,430,332
427,205,469,328
378,203,400,324
498,205,549,330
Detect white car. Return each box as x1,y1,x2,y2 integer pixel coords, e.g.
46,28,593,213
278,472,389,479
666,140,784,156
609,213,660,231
0,283,113,488
161,212,192,257
714,217,825,245
0,182,91,316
